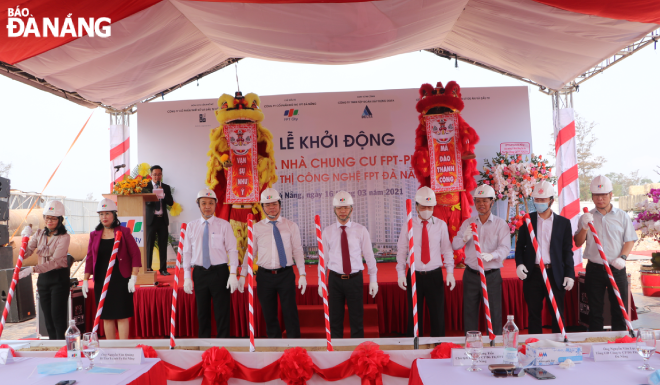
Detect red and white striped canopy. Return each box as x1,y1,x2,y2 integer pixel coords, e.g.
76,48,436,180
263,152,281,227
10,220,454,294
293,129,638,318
2,0,658,110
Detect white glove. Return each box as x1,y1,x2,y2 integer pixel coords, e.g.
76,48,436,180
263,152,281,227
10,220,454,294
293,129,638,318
318,284,324,298
298,275,307,295
480,253,494,262
153,188,165,199
398,275,407,291
183,278,193,294
611,258,626,270
238,276,246,293
18,266,33,279
369,281,378,298
446,273,456,291
20,224,33,238
516,264,528,280
579,213,594,231
128,275,137,293
227,274,238,293
563,277,575,291
82,280,89,298
462,227,473,243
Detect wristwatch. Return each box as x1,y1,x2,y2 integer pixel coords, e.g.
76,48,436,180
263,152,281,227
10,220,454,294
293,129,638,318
620,255,628,261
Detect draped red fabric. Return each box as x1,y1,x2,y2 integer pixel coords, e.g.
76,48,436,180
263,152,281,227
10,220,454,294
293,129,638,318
532,0,660,24
127,360,168,385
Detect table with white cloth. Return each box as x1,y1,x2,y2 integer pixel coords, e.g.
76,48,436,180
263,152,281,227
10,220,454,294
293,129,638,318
0,357,164,385
411,354,660,384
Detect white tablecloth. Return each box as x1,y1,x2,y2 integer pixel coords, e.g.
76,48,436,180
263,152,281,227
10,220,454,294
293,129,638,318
416,355,660,384
0,357,160,385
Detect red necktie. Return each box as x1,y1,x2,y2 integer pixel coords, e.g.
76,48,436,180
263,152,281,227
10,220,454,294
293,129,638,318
421,220,430,264
340,226,351,274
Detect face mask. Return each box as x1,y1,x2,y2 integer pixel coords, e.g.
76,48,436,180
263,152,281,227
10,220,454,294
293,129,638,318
534,202,549,213
418,210,433,220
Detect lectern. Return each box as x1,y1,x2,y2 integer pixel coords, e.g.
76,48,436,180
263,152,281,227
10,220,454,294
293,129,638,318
102,193,158,285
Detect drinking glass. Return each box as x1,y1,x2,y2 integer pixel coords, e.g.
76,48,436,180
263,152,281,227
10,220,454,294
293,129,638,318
465,330,483,372
82,332,100,370
636,328,656,371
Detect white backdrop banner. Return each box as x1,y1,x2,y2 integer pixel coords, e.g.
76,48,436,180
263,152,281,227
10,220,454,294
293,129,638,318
138,86,532,253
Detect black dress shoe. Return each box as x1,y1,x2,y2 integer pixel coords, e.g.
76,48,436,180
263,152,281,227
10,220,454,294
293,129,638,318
146,268,153,272
160,269,171,276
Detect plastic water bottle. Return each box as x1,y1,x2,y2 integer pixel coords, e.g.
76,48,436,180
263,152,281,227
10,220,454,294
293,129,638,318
502,315,519,366
65,319,83,370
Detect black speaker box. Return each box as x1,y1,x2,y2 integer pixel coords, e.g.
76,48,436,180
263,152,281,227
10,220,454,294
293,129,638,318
0,246,12,269
0,225,7,246
0,200,7,221
0,268,36,323
0,177,9,198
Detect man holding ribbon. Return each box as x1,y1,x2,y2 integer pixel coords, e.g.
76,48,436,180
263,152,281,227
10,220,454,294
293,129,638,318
238,188,307,338
183,188,239,338
396,186,455,337
145,165,174,276
574,175,637,332
452,184,510,335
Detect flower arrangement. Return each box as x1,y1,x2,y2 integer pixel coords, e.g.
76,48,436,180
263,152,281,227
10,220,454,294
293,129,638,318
113,174,152,195
508,210,526,237
479,152,556,203
633,188,660,242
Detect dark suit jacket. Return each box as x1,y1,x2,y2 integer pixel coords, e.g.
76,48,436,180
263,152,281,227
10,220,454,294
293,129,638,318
85,226,142,279
145,181,174,226
515,212,575,288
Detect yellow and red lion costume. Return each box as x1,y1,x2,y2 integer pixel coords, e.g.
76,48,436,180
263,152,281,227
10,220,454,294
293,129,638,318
411,81,479,266
205,92,278,265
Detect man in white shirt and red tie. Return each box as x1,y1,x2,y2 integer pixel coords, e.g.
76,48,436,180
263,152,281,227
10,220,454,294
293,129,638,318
318,191,378,338
396,186,455,337
452,185,511,335
238,188,307,338
182,188,239,338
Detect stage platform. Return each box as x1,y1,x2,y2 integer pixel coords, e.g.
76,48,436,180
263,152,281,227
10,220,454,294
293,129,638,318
84,261,637,339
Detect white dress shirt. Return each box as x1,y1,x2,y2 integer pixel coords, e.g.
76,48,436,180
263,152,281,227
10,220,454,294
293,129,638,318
579,207,638,264
240,216,306,276
396,216,454,277
320,220,377,281
452,213,511,271
183,215,239,279
536,214,553,264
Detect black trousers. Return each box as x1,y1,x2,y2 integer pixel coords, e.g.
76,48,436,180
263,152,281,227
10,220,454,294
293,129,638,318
328,271,364,338
146,216,169,271
37,267,70,340
256,266,301,338
407,267,445,337
585,262,629,332
193,264,230,338
463,267,503,335
523,265,566,334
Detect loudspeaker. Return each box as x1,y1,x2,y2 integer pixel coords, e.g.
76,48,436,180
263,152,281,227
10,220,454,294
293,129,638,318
0,246,12,269
0,200,7,221
0,268,35,323
0,177,8,198
0,225,7,246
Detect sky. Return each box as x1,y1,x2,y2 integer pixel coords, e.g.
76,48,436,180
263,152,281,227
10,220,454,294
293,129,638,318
0,47,658,201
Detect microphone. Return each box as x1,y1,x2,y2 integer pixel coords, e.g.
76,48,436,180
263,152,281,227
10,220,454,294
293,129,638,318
114,164,126,171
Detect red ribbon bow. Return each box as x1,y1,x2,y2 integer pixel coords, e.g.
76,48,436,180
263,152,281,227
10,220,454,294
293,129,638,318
608,336,636,344
136,344,158,358
279,347,315,385
350,342,390,385
430,342,463,359
202,347,236,385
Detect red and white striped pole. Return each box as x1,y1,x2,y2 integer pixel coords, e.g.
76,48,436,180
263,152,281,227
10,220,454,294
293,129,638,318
582,207,634,335
523,214,567,342
0,236,29,338
246,214,255,352
92,231,122,335
406,200,419,349
470,223,495,345
315,215,332,351
169,223,186,349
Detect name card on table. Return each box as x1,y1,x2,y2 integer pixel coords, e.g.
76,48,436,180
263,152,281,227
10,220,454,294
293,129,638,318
451,347,505,366
97,348,144,365
590,343,642,362
0,349,12,365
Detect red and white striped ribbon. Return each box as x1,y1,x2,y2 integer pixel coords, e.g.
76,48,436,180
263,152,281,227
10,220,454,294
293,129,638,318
109,124,130,190
247,214,255,352
170,223,186,349
470,222,495,342
582,207,633,332
406,200,419,338
315,215,332,351
92,231,122,335
0,236,29,338
523,214,567,340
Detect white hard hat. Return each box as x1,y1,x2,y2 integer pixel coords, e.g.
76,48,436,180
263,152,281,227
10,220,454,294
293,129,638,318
196,188,217,201
531,180,555,199
260,187,281,204
473,184,496,199
97,198,117,212
590,175,613,194
332,191,353,207
415,186,437,206
43,201,65,217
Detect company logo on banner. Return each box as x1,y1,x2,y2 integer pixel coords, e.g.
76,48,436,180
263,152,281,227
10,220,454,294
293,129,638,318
224,124,259,203
6,7,112,38
426,114,464,192
362,106,373,119
119,216,144,247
